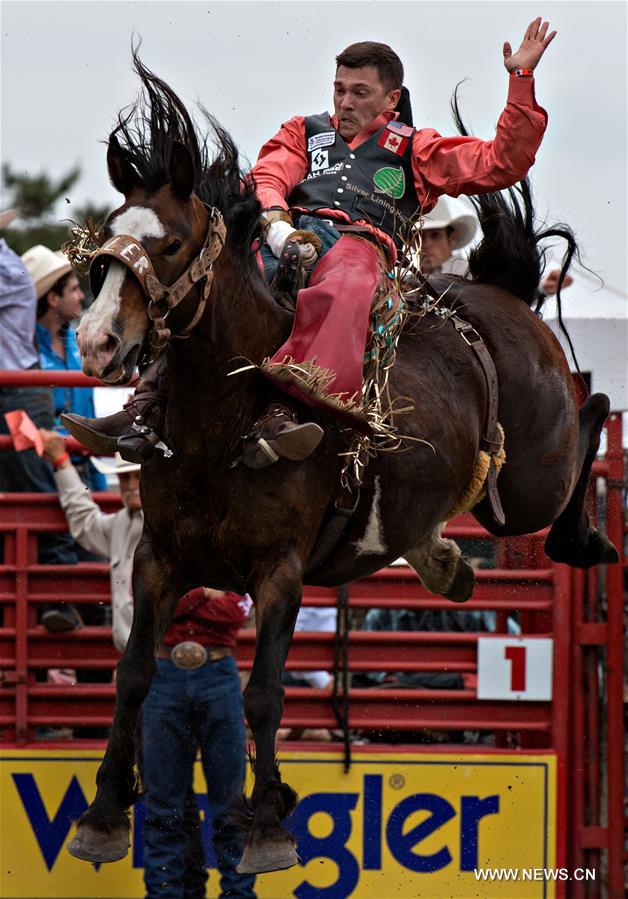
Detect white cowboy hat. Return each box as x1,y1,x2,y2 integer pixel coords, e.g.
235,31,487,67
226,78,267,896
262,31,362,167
0,209,17,229
91,453,141,475
420,196,478,250
20,244,73,300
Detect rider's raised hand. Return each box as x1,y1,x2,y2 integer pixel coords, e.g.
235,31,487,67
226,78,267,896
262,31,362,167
503,17,557,72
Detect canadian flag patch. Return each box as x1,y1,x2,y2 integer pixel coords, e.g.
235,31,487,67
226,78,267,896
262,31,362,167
377,130,409,155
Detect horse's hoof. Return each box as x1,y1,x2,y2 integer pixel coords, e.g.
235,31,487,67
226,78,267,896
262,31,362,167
66,823,130,863
443,557,476,603
545,530,620,569
595,534,620,566
236,839,299,874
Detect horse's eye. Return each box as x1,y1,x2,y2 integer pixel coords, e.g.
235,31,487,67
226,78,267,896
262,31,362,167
164,240,182,256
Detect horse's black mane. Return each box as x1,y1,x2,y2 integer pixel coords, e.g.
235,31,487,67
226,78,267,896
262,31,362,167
110,48,261,265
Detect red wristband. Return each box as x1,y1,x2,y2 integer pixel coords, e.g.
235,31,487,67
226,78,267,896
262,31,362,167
514,68,534,78
52,452,70,469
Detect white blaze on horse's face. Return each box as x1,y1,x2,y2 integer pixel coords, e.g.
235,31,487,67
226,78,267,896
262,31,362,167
111,207,166,242
77,206,166,382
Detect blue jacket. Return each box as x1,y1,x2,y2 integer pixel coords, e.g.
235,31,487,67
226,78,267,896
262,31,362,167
36,323,107,490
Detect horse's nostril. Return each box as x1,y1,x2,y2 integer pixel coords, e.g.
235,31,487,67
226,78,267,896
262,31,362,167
92,332,121,369
100,334,119,356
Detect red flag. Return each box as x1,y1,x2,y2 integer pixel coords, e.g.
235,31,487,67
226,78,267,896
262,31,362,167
4,410,45,455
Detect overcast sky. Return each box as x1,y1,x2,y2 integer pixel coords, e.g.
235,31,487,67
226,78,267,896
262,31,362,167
1,0,627,295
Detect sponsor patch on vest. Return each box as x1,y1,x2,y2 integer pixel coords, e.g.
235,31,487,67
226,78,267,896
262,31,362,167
378,130,409,156
311,149,330,172
307,131,336,152
387,121,414,139
373,166,406,200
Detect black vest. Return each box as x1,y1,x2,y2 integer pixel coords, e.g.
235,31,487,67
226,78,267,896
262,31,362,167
288,112,420,241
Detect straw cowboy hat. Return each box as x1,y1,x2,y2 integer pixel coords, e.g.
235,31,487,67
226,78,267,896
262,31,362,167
20,244,73,300
0,209,17,229
91,453,141,475
420,196,478,250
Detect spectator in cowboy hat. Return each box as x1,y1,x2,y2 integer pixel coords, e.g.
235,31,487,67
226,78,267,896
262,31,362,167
21,245,106,493
21,244,74,307
410,196,574,297
0,218,80,605
409,195,479,276
39,430,256,898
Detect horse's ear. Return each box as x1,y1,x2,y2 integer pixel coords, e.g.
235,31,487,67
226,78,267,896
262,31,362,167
169,141,195,200
107,134,142,197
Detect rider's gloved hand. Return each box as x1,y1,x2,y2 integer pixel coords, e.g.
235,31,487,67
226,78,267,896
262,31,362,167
292,239,319,272
266,220,321,272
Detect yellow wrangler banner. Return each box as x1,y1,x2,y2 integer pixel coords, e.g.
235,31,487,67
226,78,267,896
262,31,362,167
0,748,556,898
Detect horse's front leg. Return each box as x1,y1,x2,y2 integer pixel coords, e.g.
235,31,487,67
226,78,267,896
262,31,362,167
237,551,302,874
67,536,182,863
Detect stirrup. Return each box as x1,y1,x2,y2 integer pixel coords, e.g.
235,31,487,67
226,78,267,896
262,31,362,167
235,424,324,470
235,437,281,470
117,422,173,464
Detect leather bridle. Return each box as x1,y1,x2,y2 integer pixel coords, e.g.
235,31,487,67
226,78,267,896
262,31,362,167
88,206,226,353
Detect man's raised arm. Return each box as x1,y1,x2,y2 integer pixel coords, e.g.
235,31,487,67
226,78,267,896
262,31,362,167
503,17,557,73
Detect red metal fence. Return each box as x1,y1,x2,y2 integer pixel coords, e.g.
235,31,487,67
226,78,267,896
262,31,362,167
0,371,625,896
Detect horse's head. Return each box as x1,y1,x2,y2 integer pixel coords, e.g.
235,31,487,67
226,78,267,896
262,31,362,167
76,50,262,383
77,136,221,383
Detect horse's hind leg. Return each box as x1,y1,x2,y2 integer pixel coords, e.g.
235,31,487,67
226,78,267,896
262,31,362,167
545,393,619,568
67,539,180,863
237,552,302,874
405,524,477,603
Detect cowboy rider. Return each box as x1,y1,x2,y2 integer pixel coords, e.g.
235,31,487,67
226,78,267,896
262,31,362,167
63,20,556,468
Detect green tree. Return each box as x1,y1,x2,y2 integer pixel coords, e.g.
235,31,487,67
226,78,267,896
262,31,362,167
72,200,112,230
0,164,111,268
2,163,81,221
1,164,111,298
2,222,73,258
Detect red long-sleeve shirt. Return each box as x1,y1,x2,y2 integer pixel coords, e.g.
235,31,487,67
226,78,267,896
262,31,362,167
163,588,252,649
252,73,547,254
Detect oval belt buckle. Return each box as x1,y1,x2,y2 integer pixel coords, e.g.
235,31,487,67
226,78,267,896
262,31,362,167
171,641,208,669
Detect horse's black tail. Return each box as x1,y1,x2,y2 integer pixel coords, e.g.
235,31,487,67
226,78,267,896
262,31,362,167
450,84,584,369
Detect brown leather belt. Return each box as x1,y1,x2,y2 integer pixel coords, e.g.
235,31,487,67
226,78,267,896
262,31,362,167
315,219,381,244
334,223,372,235
156,641,233,669
334,223,386,249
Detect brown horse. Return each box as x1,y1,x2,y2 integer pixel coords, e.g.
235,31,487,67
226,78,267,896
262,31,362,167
66,56,617,871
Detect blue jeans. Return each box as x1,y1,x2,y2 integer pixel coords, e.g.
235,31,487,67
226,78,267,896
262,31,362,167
0,386,78,564
141,656,256,899
260,213,341,282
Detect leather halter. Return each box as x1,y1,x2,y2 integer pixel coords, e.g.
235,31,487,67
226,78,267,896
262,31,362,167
89,207,226,352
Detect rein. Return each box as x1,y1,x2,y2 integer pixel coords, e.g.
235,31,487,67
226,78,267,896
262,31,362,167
89,207,226,353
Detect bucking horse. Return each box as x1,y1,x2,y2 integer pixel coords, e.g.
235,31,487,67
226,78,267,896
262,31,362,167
64,54,618,872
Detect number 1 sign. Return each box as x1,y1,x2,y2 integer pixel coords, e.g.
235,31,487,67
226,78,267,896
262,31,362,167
477,638,554,701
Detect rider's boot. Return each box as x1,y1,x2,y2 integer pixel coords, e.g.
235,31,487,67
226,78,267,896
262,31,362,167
61,358,169,464
239,403,324,469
